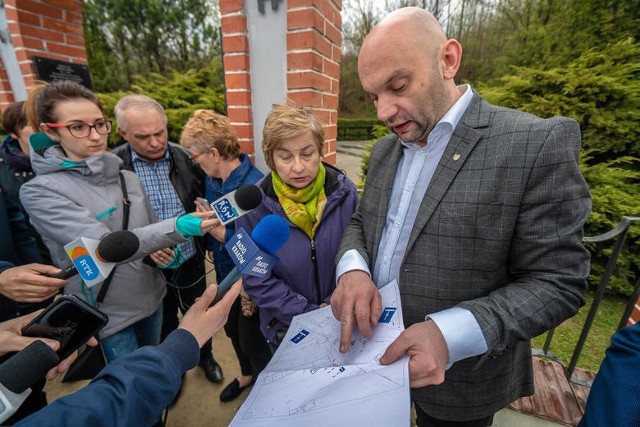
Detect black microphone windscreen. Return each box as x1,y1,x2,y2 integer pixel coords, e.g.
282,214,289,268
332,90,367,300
96,230,140,263
0,341,60,394
234,185,263,211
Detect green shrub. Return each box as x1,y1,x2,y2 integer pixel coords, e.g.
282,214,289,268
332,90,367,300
98,61,225,148
478,39,640,160
357,124,390,189
478,40,640,296
338,118,384,141
580,152,640,295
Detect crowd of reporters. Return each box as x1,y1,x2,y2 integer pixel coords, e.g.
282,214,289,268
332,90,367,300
0,75,359,425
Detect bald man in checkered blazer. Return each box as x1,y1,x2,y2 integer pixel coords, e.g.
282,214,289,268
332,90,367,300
331,8,591,426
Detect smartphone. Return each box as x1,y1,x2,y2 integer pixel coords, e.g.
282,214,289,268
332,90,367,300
195,197,212,210
21,295,109,360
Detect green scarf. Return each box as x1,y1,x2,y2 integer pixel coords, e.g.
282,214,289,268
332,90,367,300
271,163,327,239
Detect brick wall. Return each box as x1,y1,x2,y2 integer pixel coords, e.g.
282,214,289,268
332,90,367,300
220,1,254,156
1,0,87,110
220,0,342,164
287,0,342,164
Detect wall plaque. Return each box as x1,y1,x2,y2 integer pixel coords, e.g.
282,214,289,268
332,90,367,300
32,56,93,90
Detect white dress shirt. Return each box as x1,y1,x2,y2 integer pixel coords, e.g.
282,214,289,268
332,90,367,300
336,85,488,367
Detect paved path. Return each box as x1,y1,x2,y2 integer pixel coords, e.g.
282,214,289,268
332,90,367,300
336,139,369,185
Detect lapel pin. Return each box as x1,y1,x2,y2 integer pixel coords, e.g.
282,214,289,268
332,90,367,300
453,154,461,161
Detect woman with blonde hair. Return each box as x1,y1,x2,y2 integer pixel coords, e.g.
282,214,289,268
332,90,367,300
181,109,271,402
236,104,359,350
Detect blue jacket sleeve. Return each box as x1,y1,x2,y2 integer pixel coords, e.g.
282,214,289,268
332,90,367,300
15,329,200,427
579,323,640,427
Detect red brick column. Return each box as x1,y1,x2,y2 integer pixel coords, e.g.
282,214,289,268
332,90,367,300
220,0,254,156
219,0,342,164
1,0,88,110
287,0,342,164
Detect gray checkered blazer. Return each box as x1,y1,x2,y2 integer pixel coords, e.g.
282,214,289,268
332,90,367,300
337,92,591,421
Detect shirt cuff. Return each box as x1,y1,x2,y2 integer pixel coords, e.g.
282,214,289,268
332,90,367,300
336,249,371,282
427,307,488,369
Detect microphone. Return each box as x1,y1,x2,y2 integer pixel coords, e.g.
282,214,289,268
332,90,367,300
211,214,290,305
0,341,60,423
54,230,140,287
209,184,263,226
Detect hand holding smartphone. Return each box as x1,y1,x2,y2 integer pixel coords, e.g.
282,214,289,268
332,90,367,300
21,295,108,360
195,197,212,210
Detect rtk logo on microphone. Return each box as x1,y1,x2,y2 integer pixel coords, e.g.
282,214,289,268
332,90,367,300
67,245,100,281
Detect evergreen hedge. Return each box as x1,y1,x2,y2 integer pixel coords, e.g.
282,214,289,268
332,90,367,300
337,118,383,141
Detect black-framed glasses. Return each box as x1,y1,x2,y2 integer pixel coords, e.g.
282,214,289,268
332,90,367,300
46,120,112,138
188,151,205,164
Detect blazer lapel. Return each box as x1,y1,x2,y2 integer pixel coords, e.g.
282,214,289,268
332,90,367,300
406,93,489,252
367,136,404,264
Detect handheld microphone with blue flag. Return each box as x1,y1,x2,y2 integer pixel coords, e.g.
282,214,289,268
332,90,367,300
211,214,290,305
208,184,263,226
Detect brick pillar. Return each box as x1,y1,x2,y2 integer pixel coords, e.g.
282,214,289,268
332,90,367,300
1,0,88,110
219,0,342,166
287,0,342,164
220,1,254,156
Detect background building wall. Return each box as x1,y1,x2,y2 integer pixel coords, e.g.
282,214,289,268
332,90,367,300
220,0,341,171
0,0,88,110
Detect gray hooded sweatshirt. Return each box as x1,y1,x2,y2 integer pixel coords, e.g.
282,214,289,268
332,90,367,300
20,133,187,338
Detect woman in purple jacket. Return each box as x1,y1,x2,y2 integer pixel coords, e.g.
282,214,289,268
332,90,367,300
236,105,359,350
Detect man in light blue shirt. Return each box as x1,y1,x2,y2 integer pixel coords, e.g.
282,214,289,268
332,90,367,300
332,7,590,427
113,95,224,387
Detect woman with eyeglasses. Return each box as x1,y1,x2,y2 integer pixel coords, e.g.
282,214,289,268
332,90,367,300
235,104,359,351
180,109,272,402
19,80,219,362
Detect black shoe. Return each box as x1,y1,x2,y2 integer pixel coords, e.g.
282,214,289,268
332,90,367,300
200,357,223,384
219,378,253,402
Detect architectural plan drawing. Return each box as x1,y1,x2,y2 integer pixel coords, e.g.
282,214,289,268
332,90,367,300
230,281,410,426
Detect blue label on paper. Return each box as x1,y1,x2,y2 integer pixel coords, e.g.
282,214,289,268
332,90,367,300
290,329,310,343
378,307,397,324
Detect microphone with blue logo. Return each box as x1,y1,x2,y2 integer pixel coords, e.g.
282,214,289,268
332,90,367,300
209,184,263,226
55,230,140,287
211,214,290,305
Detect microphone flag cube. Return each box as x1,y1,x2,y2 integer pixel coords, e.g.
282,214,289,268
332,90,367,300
225,228,279,278
63,237,115,287
211,197,239,226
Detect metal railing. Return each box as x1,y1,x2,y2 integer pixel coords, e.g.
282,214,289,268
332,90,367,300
539,216,640,384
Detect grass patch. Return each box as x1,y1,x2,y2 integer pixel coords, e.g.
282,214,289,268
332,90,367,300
532,291,630,372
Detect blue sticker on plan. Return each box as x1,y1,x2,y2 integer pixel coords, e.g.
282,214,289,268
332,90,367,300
290,329,310,343
378,307,397,324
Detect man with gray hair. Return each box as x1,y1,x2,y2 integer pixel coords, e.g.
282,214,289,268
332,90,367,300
112,95,224,388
